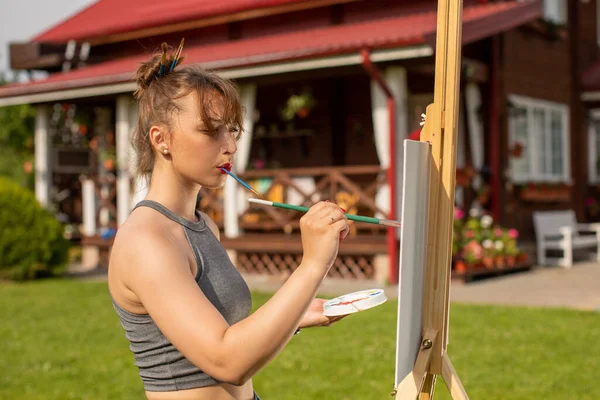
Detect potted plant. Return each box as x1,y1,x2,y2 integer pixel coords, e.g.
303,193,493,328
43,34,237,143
516,250,529,264
504,228,520,266
452,207,465,272
584,197,599,221
281,89,316,121
510,141,524,158
462,240,483,269
492,227,505,268
99,150,117,171
481,239,495,269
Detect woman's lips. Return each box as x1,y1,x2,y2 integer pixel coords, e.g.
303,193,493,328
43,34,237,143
218,163,232,174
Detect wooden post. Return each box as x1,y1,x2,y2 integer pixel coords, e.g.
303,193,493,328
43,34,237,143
81,178,99,269
116,95,132,226
395,0,469,398
34,106,50,208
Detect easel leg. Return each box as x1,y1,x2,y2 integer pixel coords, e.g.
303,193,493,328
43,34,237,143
395,329,438,400
441,354,469,400
419,373,436,400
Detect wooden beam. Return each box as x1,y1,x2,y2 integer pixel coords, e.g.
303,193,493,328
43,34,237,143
9,42,64,70
87,0,361,46
421,0,463,377
396,1,469,398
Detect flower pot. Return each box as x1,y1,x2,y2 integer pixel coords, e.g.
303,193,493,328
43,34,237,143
516,252,528,264
482,256,494,269
297,108,309,118
104,159,115,170
494,256,505,269
506,255,516,267
454,260,467,273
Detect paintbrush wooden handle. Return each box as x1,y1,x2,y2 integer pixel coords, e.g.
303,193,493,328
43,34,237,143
249,199,400,227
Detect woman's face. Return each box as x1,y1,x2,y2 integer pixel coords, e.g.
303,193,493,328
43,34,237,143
166,91,238,189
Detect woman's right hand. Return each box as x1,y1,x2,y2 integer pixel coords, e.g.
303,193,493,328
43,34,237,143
299,201,349,271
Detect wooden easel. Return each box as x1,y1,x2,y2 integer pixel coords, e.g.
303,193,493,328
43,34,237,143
394,0,468,399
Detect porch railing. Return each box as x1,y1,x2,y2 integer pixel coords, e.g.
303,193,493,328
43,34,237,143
198,165,388,235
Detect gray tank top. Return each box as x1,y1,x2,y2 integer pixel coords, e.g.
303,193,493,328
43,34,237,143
111,200,252,392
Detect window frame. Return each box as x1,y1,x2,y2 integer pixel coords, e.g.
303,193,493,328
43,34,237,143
544,0,567,25
588,109,600,184
507,94,571,184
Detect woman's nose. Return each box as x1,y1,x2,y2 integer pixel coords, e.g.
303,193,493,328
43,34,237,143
221,130,237,154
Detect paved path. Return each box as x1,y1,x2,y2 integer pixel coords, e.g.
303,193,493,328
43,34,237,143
448,261,600,311
69,262,600,311
241,262,600,311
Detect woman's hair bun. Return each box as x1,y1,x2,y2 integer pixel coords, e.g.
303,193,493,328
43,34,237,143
133,42,185,100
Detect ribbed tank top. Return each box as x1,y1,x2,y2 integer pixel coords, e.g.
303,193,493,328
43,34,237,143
111,200,252,392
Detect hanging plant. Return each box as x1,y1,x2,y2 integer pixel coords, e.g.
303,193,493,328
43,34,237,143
510,141,524,158
99,150,117,171
281,89,316,121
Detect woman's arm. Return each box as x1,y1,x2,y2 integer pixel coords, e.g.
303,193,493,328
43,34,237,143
125,201,348,385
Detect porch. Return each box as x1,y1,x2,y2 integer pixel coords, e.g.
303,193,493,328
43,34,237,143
25,60,491,283
0,0,550,284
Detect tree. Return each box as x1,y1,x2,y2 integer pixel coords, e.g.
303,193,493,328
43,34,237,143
0,73,36,189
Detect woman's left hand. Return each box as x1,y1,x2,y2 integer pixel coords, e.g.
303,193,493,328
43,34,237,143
298,298,348,329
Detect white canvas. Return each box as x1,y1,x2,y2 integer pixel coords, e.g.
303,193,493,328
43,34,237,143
394,139,431,387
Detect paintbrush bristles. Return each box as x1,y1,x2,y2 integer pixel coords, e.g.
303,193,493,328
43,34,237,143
221,168,265,199
379,219,402,228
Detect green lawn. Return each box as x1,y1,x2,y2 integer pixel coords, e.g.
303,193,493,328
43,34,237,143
0,279,598,400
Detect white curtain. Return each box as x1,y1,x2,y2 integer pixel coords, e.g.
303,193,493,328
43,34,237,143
370,67,408,221
465,83,484,190
235,83,257,174
128,104,149,207
225,82,257,238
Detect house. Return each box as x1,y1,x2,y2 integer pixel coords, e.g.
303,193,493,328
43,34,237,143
0,0,596,283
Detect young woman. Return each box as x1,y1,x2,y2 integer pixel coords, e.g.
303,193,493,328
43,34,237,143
107,44,350,400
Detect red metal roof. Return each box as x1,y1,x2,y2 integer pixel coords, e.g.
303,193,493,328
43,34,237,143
1,0,542,100
34,0,326,43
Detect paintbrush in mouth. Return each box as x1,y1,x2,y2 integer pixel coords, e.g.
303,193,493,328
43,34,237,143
219,166,264,199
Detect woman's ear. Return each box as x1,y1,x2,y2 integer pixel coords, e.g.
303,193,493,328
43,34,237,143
149,125,169,154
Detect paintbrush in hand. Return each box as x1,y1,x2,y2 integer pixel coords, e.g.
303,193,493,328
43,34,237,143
248,198,401,228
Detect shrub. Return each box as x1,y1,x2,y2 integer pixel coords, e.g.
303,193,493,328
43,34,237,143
0,177,70,280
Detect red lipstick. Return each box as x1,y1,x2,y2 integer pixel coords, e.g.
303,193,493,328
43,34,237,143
218,163,232,174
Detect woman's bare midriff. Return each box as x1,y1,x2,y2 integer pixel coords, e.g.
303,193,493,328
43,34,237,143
146,381,254,400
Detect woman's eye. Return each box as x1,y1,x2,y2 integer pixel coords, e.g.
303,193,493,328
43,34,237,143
228,126,241,140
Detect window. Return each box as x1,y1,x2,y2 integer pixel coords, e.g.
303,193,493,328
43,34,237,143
589,111,600,183
508,95,570,183
544,0,567,25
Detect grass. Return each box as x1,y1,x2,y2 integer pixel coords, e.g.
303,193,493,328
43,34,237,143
1,278,599,399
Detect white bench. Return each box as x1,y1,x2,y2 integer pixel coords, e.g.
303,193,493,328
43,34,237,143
533,210,600,268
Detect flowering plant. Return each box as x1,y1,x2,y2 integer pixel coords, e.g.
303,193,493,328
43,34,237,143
585,197,599,220
453,206,523,263
462,240,483,265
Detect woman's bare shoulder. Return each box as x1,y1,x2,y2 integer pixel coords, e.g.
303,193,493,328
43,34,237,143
110,208,187,276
